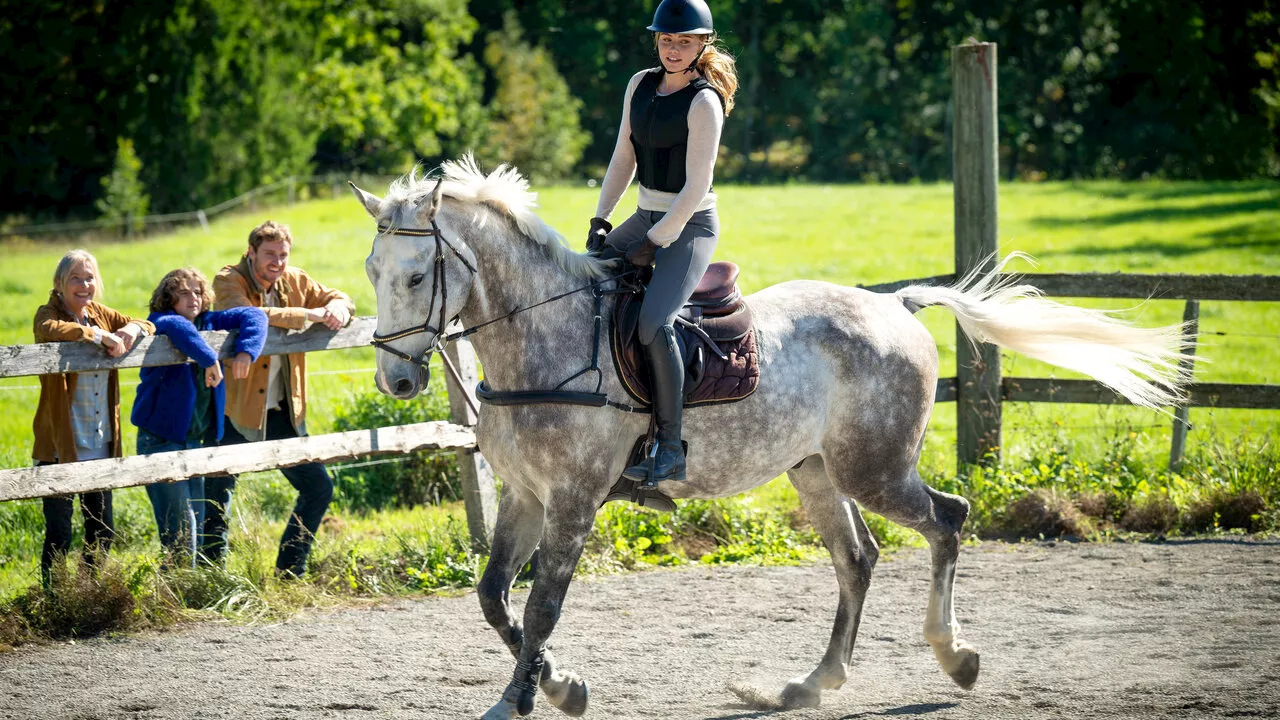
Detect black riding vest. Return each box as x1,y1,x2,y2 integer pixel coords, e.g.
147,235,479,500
629,69,725,193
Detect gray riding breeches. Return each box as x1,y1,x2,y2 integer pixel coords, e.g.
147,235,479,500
602,208,719,345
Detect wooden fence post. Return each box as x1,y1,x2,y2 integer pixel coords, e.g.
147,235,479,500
952,41,1002,469
1169,300,1201,471
441,337,497,552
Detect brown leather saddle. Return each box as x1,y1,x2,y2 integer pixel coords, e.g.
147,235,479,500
611,261,760,408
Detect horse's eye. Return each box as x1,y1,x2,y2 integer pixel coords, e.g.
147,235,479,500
409,273,425,288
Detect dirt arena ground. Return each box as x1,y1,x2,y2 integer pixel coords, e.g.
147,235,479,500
1,539,1277,719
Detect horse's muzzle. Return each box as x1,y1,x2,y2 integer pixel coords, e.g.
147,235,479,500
376,363,430,400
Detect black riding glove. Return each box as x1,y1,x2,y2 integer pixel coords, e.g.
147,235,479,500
586,217,612,253
626,235,661,267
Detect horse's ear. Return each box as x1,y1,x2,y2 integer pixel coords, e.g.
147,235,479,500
348,181,382,220
427,178,444,221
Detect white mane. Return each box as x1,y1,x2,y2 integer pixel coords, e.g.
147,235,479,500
384,154,612,281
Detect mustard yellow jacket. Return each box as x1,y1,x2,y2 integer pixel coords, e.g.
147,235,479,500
31,292,155,464
213,255,354,435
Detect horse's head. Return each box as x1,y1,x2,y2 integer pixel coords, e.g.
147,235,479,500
351,177,478,400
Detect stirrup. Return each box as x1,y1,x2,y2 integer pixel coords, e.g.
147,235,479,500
601,475,677,513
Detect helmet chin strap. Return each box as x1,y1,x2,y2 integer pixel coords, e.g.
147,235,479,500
664,43,707,74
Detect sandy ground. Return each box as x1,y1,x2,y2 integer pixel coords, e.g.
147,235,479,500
1,539,1278,720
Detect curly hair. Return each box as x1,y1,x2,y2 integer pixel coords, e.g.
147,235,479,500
149,267,215,314
248,219,293,250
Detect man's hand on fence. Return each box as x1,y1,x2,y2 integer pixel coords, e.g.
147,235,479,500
205,362,224,388
324,301,351,330
227,352,251,380
307,304,348,331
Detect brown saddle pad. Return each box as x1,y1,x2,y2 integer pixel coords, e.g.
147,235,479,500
611,262,761,408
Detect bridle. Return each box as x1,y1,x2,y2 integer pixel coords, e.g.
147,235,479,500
369,219,477,368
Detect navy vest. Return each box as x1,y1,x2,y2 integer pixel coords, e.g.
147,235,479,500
629,69,725,193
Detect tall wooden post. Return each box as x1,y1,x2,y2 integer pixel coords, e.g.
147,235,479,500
952,41,1002,468
1168,300,1200,471
441,337,498,551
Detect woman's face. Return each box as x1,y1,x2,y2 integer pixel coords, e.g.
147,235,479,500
171,279,203,322
657,33,704,73
61,261,98,317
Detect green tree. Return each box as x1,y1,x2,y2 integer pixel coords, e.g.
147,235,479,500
304,0,485,173
95,138,150,233
476,12,590,183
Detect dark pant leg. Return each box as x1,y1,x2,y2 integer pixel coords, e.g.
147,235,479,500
79,490,114,568
264,409,333,576
201,422,244,566
601,210,655,263
199,474,236,565
637,209,720,344
41,489,74,589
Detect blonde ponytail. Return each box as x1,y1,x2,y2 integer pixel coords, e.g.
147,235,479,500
697,38,737,116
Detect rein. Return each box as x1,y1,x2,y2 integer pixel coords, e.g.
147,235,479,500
372,222,649,414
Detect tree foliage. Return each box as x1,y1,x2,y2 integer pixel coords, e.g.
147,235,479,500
474,13,591,184
95,139,149,232
305,0,485,173
0,0,1276,224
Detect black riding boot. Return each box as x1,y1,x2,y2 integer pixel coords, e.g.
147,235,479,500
622,324,686,484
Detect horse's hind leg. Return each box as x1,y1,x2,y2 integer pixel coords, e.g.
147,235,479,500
775,456,879,709
859,469,980,689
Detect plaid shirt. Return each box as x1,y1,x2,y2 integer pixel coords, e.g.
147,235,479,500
68,317,112,457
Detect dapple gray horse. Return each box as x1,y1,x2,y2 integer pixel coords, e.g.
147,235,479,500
350,157,1188,719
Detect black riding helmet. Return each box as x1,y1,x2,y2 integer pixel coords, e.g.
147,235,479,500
647,0,714,35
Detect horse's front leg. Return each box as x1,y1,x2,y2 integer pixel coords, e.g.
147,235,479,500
478,482,545,657
483,487,596,719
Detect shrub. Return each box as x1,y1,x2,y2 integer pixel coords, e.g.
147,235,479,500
1184,490,1267,534
95,138,149,234
1119,495,1181,534
330,387,460,513
1004,490,1092,539
9,558,143,639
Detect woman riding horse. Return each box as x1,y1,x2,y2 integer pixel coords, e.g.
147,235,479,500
587,0,737,486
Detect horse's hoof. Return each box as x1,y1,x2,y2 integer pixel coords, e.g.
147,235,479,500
480,700,518,720
778,678,822,709
947,648,981,690
546,675,589,717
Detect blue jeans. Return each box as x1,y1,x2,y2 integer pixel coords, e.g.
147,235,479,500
137,429,205,567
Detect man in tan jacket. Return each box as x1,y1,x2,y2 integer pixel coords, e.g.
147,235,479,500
211,220,355,577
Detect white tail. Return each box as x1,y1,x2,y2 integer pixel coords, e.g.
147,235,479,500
895,254,1194,410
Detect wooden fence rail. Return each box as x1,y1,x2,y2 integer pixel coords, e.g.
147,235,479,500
0,317,498,550
0,421,474,503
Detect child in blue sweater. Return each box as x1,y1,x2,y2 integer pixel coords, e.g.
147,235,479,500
132,268,267,566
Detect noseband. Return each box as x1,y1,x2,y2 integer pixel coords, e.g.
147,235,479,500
370,220,477,368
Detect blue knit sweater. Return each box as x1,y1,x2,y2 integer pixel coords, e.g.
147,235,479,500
131,307,267,444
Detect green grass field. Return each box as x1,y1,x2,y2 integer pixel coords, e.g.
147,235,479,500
1,180,1277,601
2,180,1276,467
